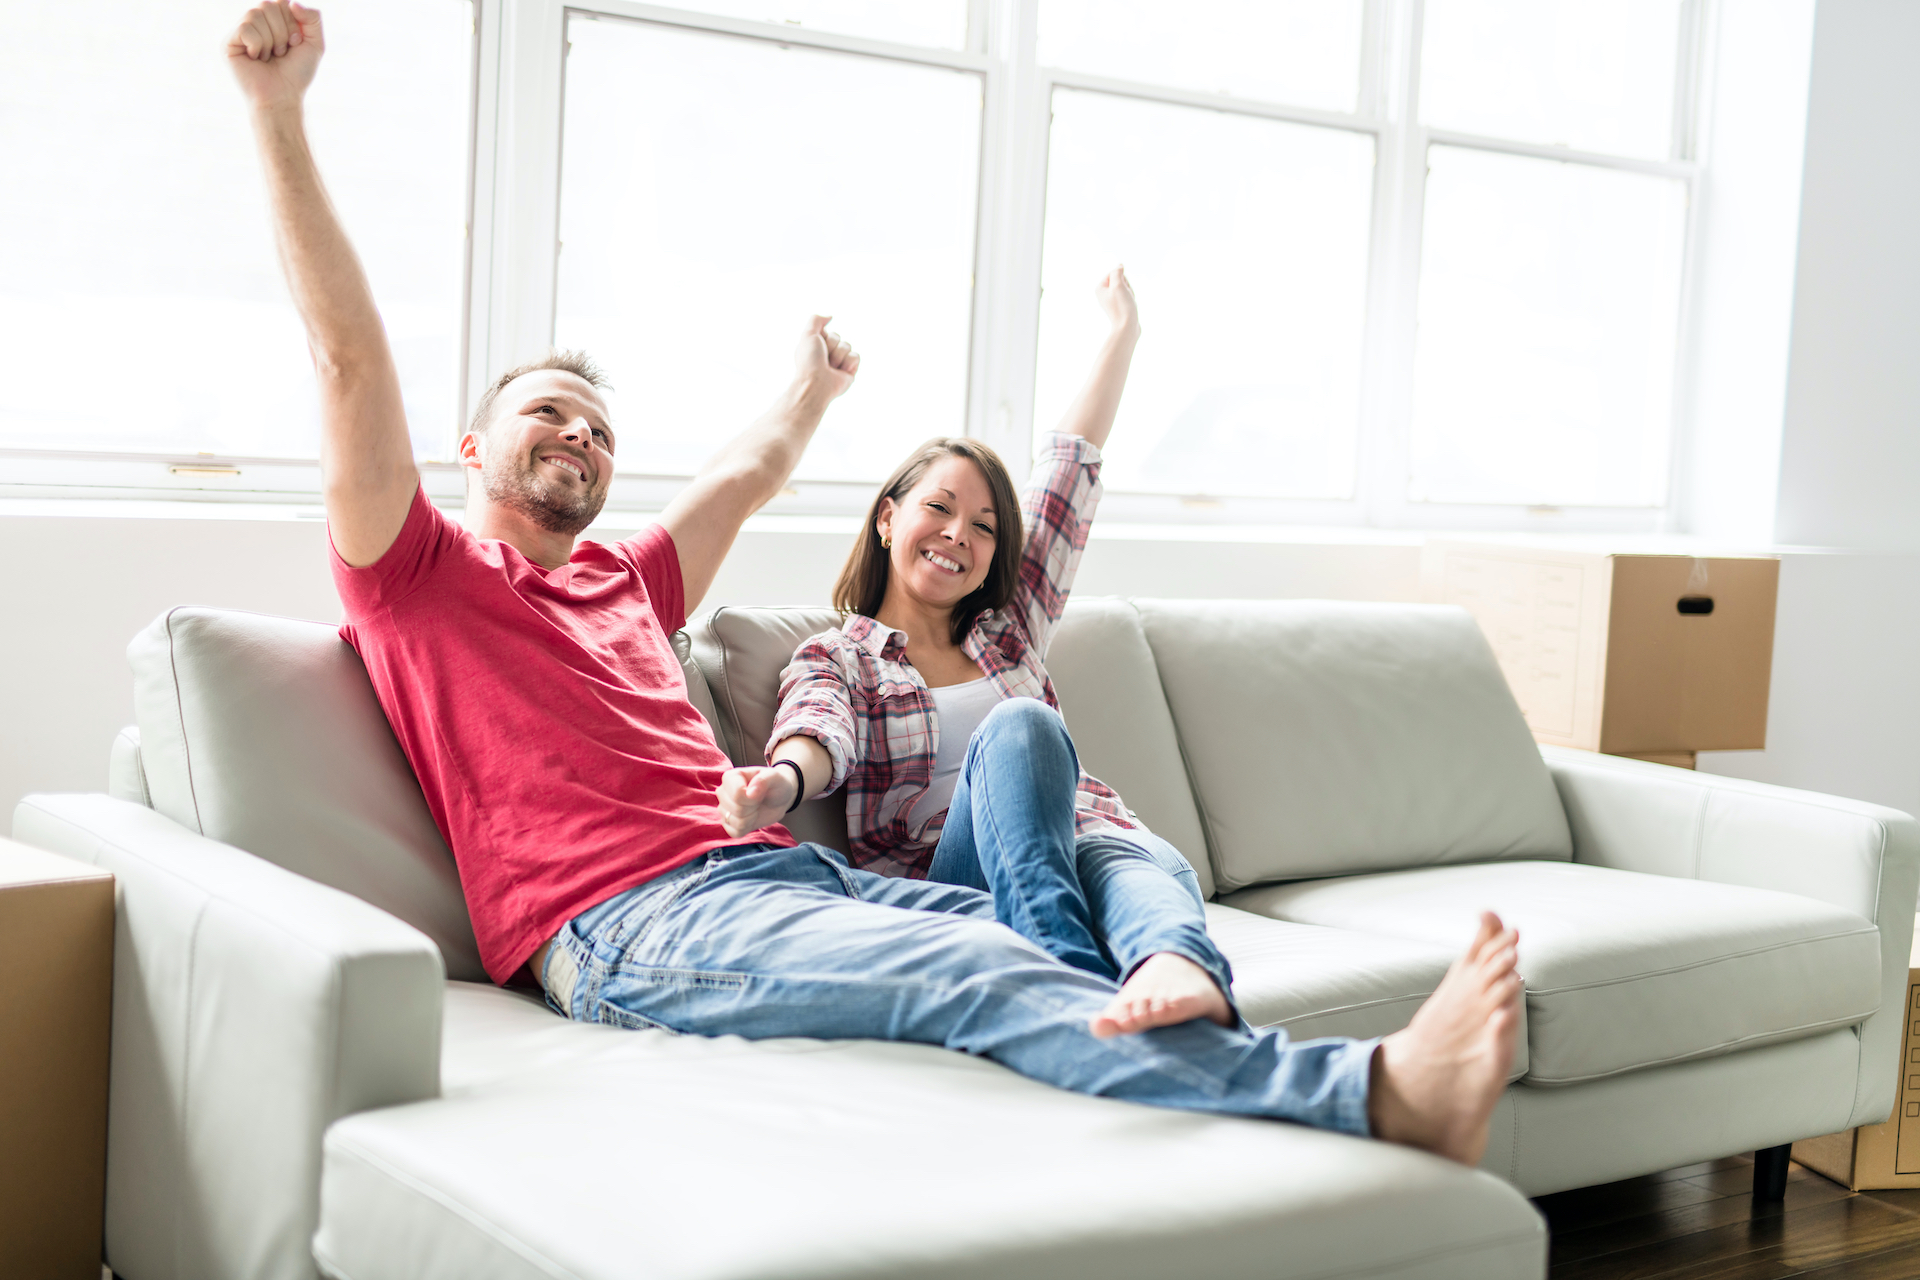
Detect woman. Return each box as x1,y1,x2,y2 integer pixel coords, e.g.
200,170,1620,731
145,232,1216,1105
716,267,1235,1039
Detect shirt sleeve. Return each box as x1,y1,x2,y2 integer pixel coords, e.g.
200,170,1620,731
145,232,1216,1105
768,634,860,796
1013,432,1105,656
621,523,688,635
329,485,461,622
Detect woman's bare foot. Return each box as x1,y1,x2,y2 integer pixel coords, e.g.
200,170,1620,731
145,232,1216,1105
1089,952,1235,1038
1368,911,1522,1166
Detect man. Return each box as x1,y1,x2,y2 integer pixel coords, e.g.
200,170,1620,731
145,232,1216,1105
228,0,1521,1165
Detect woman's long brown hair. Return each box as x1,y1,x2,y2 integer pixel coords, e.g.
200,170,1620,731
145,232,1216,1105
833,438,1024,646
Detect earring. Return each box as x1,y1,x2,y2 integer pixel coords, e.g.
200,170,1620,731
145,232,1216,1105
881,535,892,549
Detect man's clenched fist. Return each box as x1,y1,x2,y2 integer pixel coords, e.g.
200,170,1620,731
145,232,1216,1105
715,765,801,839
228,2,324,110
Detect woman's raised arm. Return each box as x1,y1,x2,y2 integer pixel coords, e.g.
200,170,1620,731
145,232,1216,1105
1051,266,1141,449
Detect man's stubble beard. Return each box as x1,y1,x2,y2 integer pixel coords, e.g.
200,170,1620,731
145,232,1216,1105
481,450,608,536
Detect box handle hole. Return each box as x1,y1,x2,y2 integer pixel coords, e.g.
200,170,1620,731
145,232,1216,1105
1678,596,1715,615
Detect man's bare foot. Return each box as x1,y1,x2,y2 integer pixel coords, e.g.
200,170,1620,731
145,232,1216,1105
1089,952,1234,1038
1368,911,1522,1166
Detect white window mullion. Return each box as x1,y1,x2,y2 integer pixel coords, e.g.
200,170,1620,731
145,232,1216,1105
974,0,1048,483
461,0,508,447
1356,0,1427,527
478,0,568,402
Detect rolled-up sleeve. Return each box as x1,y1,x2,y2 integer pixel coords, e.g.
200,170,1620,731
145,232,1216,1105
768,636,860,796
1016,432,1104,654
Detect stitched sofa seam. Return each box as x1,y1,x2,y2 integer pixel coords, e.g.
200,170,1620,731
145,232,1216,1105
162,607,205,834
1524,1010,1875,1086
1851,818,1894,1123
1126,600,1229,898
1263,991,1435,1024
1550,753,1908,824
323,1139,583,1280
1522,925,1880,996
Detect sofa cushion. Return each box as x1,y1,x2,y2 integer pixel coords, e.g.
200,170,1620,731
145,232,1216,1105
311,982,1547,1280
129,607,488,982
688,605,850,853
1044,598,1213,898
1206,905,1529,1078
1225,861,1882,1086
1135,599,1572,891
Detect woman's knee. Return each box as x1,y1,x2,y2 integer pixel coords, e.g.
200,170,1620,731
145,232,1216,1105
977,696,1069,744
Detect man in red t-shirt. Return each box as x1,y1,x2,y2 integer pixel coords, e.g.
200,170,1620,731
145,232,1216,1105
230,1,1524,1167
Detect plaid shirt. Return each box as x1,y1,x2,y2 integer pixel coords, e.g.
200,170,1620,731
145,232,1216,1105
769,432,1137,879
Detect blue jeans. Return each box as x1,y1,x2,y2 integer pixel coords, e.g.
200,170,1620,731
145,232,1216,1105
544,843,1377,1135
927,698,1234,1006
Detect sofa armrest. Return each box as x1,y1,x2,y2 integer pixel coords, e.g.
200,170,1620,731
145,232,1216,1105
1542,746,1920,1130
12,793,445,1280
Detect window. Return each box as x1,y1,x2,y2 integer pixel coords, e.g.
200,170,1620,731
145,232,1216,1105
1034,88,1374,500
0,0,473,465
554,14,982,483
4,0,1710,530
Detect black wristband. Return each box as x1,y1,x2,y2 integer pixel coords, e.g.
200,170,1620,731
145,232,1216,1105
771,758,807,814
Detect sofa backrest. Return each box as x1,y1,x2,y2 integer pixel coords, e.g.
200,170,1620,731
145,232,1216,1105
130,607,488,980
1043,599,1214,898
688,606,851,853
1134,599,1572,893
688,600,1215,897
127,607,738,984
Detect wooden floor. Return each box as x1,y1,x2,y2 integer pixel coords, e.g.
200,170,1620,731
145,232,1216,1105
1540,1155,1920,1279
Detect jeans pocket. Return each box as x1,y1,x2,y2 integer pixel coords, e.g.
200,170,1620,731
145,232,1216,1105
593,966,749,1034
809,845,864,898
592,1000,679,1034
597,855,719,955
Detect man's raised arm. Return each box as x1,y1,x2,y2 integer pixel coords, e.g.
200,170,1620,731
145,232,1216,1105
229,2,416,567
659,316,859,611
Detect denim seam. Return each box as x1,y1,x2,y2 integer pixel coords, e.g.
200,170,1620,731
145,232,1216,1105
971,744,1098,963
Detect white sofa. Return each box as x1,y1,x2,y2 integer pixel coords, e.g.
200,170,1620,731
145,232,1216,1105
14,597,1916,1280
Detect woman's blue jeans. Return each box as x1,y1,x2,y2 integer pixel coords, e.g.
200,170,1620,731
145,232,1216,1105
928,698,1236,1007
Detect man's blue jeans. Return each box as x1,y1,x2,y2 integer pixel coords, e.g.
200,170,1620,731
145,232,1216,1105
927,698,1235,1005
544,845,1378,1135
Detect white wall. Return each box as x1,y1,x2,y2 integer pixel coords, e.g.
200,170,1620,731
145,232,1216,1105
7,504,1917,833
1771,0,1920,550
1677,0,1817,544
1699,551,1920,819
0,508,1423,818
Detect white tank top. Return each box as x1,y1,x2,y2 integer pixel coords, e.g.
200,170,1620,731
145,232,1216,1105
910,676,1001,827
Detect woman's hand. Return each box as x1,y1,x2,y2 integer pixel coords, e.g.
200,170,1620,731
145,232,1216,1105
793,314,861,400
1094,265,1140,340
716,765,800,838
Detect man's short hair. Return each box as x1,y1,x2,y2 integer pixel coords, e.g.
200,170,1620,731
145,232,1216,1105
468,349,609,436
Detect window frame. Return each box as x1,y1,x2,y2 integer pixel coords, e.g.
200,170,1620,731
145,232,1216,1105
0,0,1710,533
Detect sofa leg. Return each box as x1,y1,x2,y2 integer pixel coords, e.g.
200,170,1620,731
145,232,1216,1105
1753,1144,1791,1201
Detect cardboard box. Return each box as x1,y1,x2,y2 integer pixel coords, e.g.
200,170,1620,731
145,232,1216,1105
1421,541,1780,761
0,838,113,1279
1794,921,1920,1190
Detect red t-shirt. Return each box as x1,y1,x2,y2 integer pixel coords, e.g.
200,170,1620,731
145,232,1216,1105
330,486,793,982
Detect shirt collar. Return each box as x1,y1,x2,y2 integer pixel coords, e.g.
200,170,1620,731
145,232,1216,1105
844,610,1000,663
842,613,909,662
